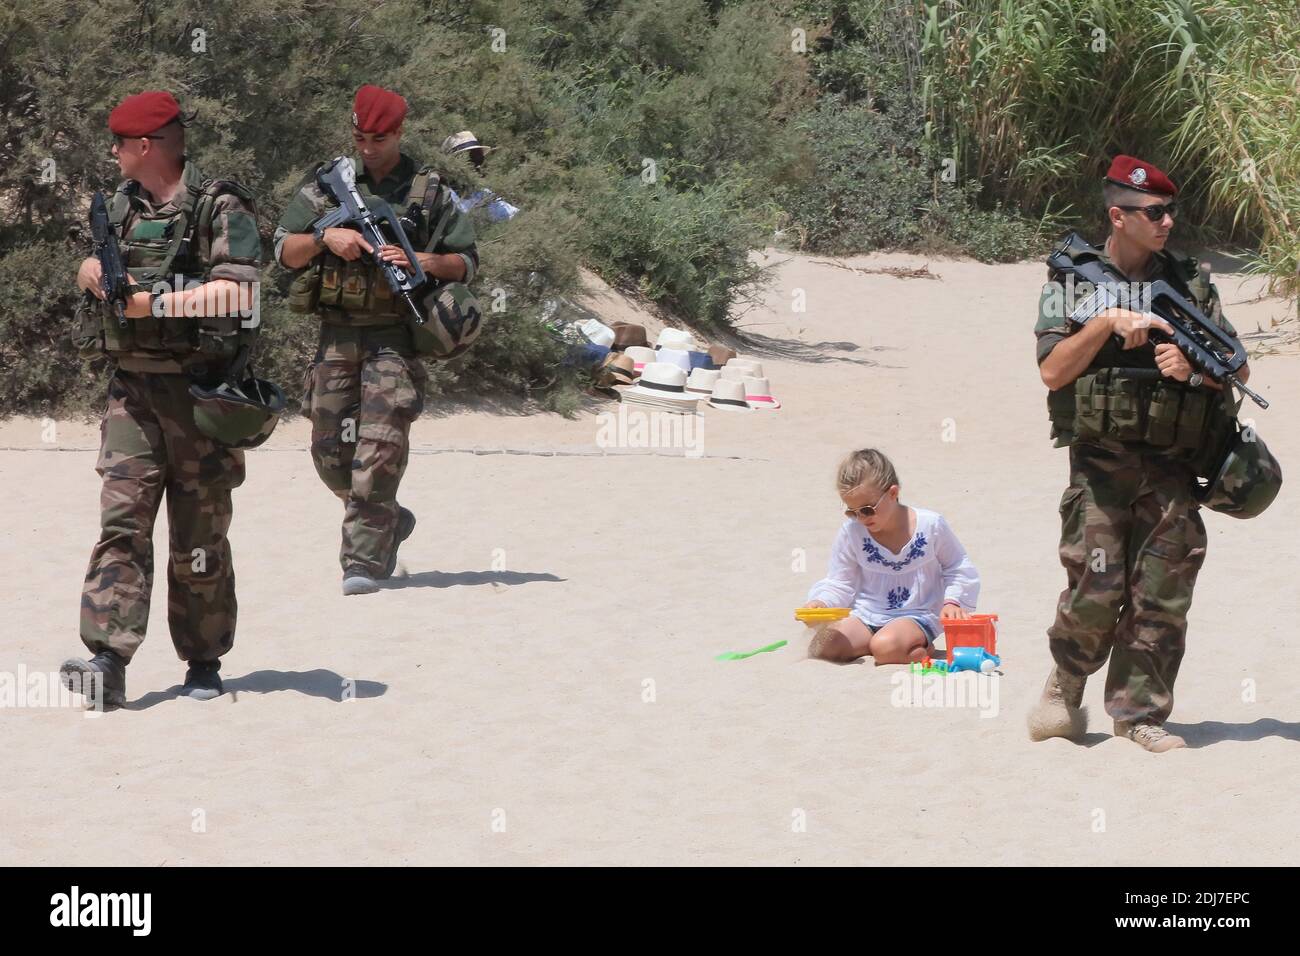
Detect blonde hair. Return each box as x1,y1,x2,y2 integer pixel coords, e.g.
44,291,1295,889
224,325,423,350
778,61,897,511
836,448,899,495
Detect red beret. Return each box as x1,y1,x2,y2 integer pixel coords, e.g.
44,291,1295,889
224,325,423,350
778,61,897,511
1105,154,1177,197
108,91,182,137
352,85,407,134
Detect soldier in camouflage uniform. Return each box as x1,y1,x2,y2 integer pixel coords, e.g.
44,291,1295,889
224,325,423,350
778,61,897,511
1027,155,1251,752
275,85,479,595
61,91,263,707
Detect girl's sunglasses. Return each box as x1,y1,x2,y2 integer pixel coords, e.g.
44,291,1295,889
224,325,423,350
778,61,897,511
843,489,890,519
1119,202,1177,222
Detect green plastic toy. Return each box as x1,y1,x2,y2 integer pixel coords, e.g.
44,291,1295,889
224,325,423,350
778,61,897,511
715,640,788,661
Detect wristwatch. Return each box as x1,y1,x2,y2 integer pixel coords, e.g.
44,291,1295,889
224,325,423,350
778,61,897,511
312,223,328,247
1188,372,1204,388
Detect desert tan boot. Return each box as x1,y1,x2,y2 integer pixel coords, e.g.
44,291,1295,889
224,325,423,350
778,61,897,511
1027,666,1088,741
1115,720,1187,753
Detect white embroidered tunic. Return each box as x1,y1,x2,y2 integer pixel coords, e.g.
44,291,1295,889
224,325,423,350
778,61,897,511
806,508,980,636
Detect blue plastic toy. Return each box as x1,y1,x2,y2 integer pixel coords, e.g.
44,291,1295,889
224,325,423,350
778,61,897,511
949,647,1001,673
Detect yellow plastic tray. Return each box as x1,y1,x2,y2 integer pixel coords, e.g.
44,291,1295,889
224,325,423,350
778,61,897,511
794,607,851,623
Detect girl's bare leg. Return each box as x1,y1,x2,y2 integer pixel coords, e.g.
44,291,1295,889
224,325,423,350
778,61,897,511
867,618,930,665
808,614,874,663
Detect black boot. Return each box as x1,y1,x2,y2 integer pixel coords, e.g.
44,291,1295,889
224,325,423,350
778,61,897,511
379,506,417,580
181,660,224,700
60,650,127,709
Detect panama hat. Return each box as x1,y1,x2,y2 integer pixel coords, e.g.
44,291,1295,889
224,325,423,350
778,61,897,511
621,363,701,413
708,378,754,412
685,368,721,394
743,376,781,409
597,352,636,387
655,328,697,352
687,350,713,370
442,130,497,155
720,360,763,380
579,318,615,348
656,347,692,374
612,322,649,350
624,346,657,371
708,345,737,368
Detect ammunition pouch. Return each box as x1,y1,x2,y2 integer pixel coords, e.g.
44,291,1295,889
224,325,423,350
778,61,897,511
88,174,261,365
287,260,322,314
1065,368,1236,459
310,254,402,326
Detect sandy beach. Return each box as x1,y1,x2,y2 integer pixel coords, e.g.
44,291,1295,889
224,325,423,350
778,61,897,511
2,249,1296,866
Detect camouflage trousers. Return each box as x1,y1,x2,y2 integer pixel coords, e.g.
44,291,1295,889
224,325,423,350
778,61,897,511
302,325,426,576
81,369,245,662
1048,441,1208,724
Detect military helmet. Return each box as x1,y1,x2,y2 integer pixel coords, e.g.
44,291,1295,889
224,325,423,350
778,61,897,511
190,377,287,449
1198,426,1283,519
412,281,484,359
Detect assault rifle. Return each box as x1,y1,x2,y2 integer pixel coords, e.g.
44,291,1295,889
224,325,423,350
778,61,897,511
1047,232,1268,409
313,157,427,323
89,191,130,329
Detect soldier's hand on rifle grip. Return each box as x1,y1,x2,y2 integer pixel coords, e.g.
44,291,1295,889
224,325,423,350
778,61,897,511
77,257,106,298
321,228,373,261
1154,342,1193,382
1104,308,1174,350
377,244,434,273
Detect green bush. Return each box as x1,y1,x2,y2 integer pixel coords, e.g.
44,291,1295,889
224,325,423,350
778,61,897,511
582,173,771,328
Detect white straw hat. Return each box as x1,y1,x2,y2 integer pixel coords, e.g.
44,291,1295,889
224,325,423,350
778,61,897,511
655,328,697,352
743,376,780,409
621,362,701,413
685,368,721,394
624,346,657,370
708,378,754,412
656,348,692,374
720,360,763,380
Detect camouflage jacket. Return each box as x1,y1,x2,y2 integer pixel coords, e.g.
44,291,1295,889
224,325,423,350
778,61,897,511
1034,242,1241,449
273,152,478,285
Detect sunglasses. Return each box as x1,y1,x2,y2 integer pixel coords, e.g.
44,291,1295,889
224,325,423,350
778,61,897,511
1118,202,1177,222
843,489,890,519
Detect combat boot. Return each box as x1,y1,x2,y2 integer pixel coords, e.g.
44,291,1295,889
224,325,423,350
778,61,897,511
1026,665,1088,741
378,506,416,580
59,650,127,710
342,567,379,596
1115,720,1186,753
181,660,224,701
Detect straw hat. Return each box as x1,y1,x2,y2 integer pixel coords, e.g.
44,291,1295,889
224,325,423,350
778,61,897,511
708,345,737,368
441,130,497,155
720,360,763,380
708,378,754,412
597,352,636,387
743,376,781,409
612,322,649,350
687,351,713,370
656,348,692,374
685,368,721,394
656,328,697,352
624,346,657,370
621,363,701,413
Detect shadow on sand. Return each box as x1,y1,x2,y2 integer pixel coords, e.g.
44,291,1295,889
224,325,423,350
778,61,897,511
376,569,565,590
125,669,387,709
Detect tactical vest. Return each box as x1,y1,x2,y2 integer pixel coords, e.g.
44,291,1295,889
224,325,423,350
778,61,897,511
75,174,260,368
1044,243,1238,469
288,165,454,326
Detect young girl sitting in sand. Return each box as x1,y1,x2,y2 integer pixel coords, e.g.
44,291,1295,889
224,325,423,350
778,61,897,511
803,448,980,665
